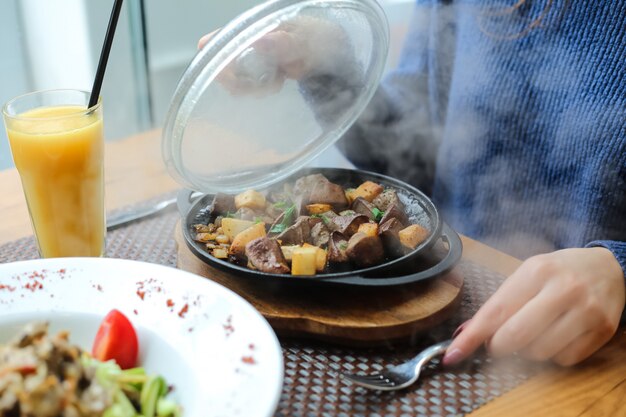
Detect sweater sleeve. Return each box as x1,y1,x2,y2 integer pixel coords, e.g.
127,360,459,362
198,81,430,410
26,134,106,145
586,240,626,323
336,0,455,195
586,240,626,280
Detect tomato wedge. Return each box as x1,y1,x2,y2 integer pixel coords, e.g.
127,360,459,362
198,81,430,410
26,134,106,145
92,309,139,369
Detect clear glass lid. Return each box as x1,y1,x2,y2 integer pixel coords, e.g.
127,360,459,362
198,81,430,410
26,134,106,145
162,0,389,193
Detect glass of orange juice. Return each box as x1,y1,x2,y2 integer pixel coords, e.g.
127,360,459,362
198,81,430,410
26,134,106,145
2,89,105,258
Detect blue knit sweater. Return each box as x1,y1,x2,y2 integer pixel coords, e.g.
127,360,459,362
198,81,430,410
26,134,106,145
338,0,626,276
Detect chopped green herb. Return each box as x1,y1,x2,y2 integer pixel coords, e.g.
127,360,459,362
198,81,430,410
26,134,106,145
372,208,384,222
225,211,236,218
254,217,264,224
270,204,296,233
273,201,290,209
270,224,287,233
339,242,348,251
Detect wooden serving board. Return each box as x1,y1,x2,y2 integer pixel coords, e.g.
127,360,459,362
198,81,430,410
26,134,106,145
175,223,464,346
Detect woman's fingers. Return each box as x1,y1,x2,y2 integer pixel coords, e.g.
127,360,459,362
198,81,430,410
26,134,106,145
551,328,615,366
443,257,548,365
518,307,592,361
255,31,311,79
486,275,586,357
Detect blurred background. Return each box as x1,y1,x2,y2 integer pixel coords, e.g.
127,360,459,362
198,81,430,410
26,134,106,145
0,0,414,170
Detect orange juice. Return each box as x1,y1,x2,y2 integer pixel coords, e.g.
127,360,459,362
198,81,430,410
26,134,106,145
6,105,104,257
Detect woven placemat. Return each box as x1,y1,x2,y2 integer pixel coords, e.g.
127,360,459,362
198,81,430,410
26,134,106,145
0,193,542,417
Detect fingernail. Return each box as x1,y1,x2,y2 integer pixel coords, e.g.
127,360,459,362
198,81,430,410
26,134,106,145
452,319,472,339
442,348,466,366
198,34,211,49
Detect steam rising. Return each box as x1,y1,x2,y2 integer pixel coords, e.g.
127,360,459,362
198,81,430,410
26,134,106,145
339,1,626,260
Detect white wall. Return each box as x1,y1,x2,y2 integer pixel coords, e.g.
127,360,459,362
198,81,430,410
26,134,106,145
83,0,148,140
144,0,268,125
0,0,32,170
19,0,93,91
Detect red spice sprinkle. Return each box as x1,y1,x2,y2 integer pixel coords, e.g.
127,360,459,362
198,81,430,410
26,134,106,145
28,271,44,280
178,303,189,318
188,327,194,333
249,343,255,350
0,284,16,292
135,279,165,301
166,299,175,308
58,269,66,274
223,315,235,337
133,309,138,315
24,281,44,292
241,356,256,365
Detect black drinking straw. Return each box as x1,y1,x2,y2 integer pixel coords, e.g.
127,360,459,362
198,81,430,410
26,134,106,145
88,0,125,109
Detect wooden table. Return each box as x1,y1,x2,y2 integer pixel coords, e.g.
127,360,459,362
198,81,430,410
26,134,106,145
0,130,624,417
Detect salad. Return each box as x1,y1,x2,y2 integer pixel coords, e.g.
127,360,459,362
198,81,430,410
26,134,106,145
0,310,181,417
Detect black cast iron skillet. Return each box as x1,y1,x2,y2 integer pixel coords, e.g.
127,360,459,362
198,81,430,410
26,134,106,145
178,168,462,286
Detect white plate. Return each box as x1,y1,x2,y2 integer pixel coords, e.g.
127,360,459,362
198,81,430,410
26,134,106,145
0,258,283,417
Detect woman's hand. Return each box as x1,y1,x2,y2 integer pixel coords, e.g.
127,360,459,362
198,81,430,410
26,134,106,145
198,17,350,95
445,247,625,366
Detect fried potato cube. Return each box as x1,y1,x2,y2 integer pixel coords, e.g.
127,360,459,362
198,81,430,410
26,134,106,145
235,190,266,210
315,248,327,272
303,243,328,271
195,232,217,242
291,246,319,275
281,245,299,262
221,218,255,241
194,223,215,233
229,222,267,256
352,181,384,202
212,248,229,259
357,222,379,238
215,234,230,244
306,203,333,215
399,224,430,249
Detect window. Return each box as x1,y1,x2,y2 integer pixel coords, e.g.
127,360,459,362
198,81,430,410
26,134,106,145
1,0,413,170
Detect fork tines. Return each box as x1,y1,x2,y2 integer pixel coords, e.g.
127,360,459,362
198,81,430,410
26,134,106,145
342,373,399,390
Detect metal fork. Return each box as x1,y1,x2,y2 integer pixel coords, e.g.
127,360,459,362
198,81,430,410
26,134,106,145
106,191,203,230
342,339,452,391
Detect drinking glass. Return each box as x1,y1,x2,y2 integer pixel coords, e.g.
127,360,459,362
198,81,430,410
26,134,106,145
2,89,105,257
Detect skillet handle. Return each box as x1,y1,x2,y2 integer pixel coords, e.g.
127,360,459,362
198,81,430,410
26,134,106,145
325,223,463,286
176,189,200,218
